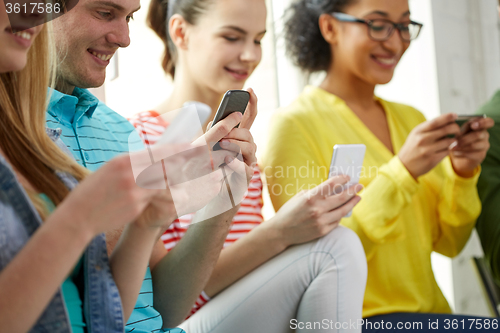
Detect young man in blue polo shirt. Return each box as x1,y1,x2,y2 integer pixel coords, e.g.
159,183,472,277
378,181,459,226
46,0,255,331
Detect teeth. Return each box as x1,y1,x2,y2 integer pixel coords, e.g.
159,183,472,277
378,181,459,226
91,51,113,61
376,57,396,65
13,31,32,41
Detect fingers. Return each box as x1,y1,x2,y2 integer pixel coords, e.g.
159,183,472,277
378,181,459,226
426,136,457,153
420,113,457,133
422,122,460,142
325,195,362,222
223,155,252,185
321,183,363,211
219,139,257,166
222,127,254,143
211,149,238,169
309,175,350,199
204,112,243,148
453,140,490,154
453,130,489,150
206,121,213,132
239,88,258,130
470,117,495,131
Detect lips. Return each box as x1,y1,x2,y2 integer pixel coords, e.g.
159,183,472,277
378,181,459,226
371,55,398,68
5,26,36,47
88,49,114,62
224,67,250,80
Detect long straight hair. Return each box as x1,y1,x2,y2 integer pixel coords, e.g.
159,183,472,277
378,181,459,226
0,23,89,219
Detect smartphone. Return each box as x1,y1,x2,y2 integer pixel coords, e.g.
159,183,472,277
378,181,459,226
447,114,486,138
329,144,366,218
209,90,250,150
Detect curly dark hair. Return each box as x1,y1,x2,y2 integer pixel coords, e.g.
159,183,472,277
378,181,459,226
284,0,357,73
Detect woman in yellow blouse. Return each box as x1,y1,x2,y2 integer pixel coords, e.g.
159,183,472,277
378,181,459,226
264,0,496,330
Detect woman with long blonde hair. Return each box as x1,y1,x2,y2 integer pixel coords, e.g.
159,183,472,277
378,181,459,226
0,5,235,332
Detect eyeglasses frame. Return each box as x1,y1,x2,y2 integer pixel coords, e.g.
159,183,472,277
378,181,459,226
331,12,424,42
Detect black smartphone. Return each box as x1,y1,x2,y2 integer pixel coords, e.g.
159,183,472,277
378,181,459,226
210,90,250,150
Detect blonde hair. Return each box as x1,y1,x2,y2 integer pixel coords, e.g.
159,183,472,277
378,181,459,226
0,23,89,219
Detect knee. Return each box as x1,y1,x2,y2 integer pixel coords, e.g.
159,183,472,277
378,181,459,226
317,226,367,280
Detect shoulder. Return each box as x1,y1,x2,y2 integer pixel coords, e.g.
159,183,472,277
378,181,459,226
272,86,334,131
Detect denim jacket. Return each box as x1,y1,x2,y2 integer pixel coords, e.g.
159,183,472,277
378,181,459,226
0,128,124,333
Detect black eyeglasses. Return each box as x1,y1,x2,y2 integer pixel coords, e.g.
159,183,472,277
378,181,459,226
331,12,423,42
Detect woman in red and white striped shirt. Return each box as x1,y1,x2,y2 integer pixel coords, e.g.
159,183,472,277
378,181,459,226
129,0,368,331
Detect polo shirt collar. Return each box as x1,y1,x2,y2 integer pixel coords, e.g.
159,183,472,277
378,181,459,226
48,87,100,125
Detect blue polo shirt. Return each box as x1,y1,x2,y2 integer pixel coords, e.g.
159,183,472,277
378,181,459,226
46,88,183,333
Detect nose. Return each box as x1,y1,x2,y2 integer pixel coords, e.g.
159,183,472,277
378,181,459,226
382,28,406,54
106,20,131,48
13,0,46,28
240,40,261,64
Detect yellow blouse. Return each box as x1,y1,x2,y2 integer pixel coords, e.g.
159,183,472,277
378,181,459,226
263,86,481,317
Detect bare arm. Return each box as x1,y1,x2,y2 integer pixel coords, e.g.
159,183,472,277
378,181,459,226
108,223,164,321
204,177,362,297
202,220,284,297
0,206,93,332
151,206,237,328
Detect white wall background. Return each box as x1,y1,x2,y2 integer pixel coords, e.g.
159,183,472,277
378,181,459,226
101,0,500,317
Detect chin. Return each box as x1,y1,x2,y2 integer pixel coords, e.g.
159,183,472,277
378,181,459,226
372,73,395,85
0,56,28,73
81,75,106,90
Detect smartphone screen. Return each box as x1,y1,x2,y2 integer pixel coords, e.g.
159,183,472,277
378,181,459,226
329,144,366,218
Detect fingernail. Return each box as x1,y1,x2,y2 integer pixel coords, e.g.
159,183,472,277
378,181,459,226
220,140,230,147
449,141,458,150
225,156,234,164
472,122,479,130
237,112,243,119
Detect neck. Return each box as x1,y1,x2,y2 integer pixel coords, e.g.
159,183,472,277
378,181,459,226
53,76,75,95
157,66,222,129
320,62,377,110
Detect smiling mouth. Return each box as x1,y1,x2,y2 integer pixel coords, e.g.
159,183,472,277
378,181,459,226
225,67,249,76
88,49,113,61
371,55,398,66
6,27,33,41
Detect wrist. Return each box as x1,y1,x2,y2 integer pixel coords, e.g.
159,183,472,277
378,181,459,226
450,157,478,179
451,166,476,178
260,217,289,252
47,205,95,248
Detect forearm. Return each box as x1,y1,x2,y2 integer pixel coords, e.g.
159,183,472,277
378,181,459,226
151,207,236,328
0,209,93,332
203,220,286,297
109,223,162,321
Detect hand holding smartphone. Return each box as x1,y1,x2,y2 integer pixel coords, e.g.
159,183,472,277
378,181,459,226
210,90,250,150
447,114,487,139
329,144,366,218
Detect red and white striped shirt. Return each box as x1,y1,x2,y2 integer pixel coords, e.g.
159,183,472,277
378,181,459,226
129,110,264,315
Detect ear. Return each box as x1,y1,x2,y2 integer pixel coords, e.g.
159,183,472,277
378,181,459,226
169,14,189,51
318,13,339,46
